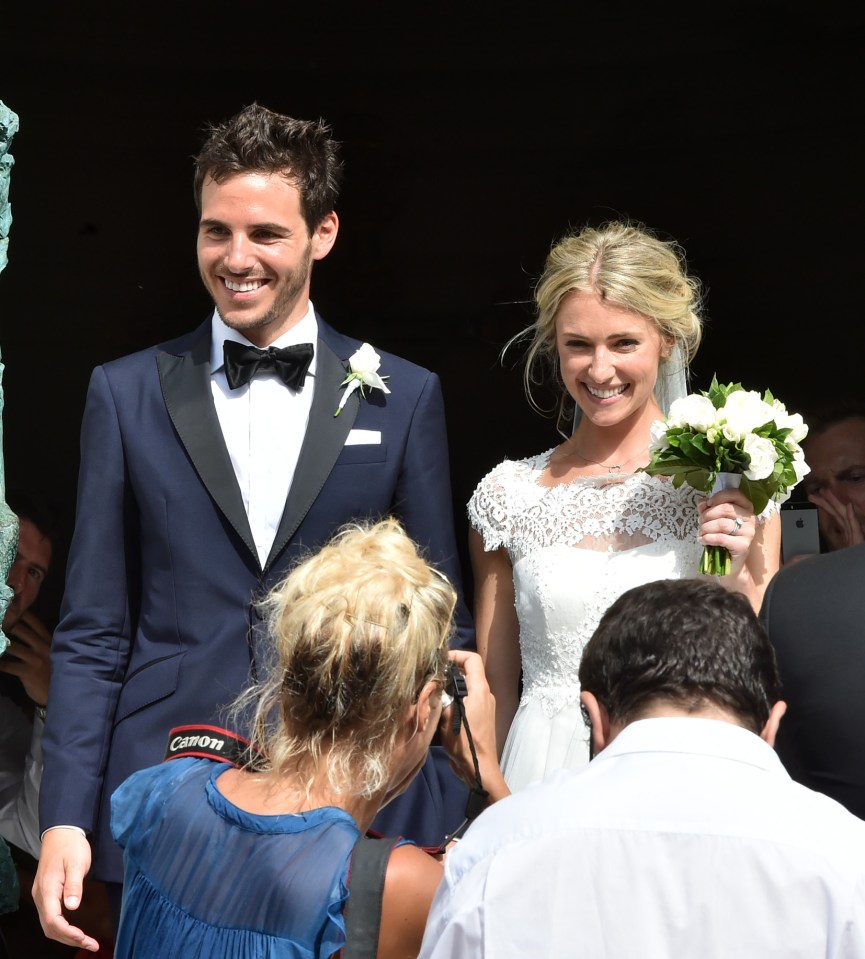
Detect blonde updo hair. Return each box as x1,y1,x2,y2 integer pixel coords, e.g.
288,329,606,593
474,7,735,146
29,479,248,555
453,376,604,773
233,519,456,799
521,221,704,429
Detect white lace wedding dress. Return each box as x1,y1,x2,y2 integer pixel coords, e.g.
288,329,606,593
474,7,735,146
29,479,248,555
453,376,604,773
468,449,705,791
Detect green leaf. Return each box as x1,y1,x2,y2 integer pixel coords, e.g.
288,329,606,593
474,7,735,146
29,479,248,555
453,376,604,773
706,375,726,409
739,476,769,515
678,436,714,466
684,468,712,492
689,434,713,456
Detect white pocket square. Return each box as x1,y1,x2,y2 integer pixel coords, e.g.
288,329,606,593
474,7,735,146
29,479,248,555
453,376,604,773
345,429,382,446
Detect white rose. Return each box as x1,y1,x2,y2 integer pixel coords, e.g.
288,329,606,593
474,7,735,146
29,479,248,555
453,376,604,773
792,449,811,483
666,394,717,432
780,412,808,444
743,434,777,481
348,343,390,392
768,399,808,443
335,342,391,415
648,419,670,453
350,343,382,376
719,390,775,441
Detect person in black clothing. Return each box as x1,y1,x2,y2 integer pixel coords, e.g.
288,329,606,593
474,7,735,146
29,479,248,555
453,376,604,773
761,541,865,819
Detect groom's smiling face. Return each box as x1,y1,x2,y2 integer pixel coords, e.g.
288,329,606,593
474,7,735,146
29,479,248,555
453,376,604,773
197,171,338,348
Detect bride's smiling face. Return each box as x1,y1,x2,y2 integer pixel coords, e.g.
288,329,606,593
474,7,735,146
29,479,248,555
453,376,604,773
556,289,669,429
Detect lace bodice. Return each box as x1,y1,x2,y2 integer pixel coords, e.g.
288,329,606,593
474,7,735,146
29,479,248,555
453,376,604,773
468,450,705,717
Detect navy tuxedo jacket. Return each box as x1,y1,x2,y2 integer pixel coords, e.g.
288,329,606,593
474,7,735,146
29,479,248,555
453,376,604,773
41,316,472,881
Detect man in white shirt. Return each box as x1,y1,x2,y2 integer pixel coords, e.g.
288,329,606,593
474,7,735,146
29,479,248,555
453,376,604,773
421,578,865,958
34,104,471,952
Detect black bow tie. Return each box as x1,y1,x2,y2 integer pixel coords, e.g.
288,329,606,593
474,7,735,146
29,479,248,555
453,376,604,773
223,340,314,391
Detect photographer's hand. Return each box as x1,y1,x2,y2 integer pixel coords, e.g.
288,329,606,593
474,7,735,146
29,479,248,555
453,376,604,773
439,650,510,805
0,610,52,706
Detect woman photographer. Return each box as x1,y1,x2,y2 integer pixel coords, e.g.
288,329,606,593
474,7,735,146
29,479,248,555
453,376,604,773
107,519,505,958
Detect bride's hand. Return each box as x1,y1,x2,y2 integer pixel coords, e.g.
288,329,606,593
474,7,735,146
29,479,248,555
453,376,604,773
697,489,756,576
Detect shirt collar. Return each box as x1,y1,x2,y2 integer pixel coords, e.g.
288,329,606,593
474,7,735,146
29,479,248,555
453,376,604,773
210,302,319,375
596,716,788,777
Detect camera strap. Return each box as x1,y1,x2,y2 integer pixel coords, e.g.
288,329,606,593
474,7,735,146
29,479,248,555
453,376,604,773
431,669,489,854
163,724,251,766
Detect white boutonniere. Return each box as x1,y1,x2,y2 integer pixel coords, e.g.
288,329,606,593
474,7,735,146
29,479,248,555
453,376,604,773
334,343,391,416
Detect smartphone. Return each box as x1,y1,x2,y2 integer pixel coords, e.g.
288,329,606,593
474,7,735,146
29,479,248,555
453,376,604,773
780,501,821,563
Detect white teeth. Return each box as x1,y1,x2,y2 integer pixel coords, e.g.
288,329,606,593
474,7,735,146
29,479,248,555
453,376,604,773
586,384,627,399
224,278,263,292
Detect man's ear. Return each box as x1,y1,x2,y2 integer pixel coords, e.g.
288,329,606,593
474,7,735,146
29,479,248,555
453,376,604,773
580,691,612,755
311,211,339,261
760,700,787,747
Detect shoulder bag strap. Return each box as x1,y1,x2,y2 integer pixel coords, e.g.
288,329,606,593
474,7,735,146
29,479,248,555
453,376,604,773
342,835,402,959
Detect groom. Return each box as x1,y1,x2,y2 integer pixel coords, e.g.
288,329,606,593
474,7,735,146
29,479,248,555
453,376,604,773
34,104,471,948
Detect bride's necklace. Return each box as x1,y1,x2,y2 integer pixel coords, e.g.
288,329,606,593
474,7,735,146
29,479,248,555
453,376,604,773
556,445,642,474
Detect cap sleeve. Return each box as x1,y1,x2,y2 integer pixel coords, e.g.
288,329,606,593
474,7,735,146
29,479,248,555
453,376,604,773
467,459,520,552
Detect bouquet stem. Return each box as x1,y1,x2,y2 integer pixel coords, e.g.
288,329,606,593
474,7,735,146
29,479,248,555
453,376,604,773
699,545,731,577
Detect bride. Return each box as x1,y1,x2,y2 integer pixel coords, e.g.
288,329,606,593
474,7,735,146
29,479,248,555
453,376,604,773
469,221,780,790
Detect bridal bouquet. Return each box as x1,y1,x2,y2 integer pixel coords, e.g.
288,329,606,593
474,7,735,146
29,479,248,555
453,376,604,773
643,376,809,575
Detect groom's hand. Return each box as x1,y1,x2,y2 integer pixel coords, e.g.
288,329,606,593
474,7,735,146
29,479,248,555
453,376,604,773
33,828,100,952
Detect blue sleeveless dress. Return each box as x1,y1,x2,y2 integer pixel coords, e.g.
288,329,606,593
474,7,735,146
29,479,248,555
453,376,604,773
111,757,359,958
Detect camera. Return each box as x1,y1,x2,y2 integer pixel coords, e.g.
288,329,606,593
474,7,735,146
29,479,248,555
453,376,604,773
442,662,468,735
441,661,489,831
444,661,467,704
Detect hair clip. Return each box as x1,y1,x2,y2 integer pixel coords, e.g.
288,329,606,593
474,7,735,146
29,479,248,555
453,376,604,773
344,612,388,630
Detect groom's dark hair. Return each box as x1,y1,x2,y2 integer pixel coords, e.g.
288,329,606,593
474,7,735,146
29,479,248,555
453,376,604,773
579,579,782,734
193,103,343,233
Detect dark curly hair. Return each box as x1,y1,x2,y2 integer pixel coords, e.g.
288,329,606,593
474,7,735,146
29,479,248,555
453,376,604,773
579,578,782,734
193,103,343,233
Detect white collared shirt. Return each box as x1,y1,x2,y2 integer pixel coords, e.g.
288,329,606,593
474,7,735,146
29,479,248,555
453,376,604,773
0,695,43,858
420,717,865,958
209,305,318,567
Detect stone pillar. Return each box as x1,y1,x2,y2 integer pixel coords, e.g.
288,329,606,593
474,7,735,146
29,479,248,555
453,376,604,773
0,101,21,653
0,97,20,915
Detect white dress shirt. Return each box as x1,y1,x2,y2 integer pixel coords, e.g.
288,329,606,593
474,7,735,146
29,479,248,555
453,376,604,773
420,717,865,959
210,305,318,567
0,695,43,858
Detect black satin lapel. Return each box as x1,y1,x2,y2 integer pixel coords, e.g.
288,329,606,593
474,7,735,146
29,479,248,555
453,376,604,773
265,339,358,569
156,338,259,566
